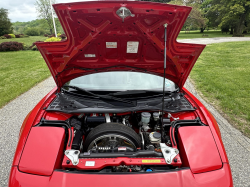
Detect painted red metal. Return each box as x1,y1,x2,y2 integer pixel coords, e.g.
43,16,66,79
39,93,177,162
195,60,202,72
19,127,65,176
9,164,233,187
36,1,205,89
178,126,222,173
12,87,57,166
183,88,229,163
45,112,72,120
62,157,182,170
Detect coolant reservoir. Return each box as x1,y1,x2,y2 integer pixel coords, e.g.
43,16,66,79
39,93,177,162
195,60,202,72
141,112,151,125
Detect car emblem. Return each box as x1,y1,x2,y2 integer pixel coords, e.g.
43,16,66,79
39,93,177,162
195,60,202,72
116,7,135,22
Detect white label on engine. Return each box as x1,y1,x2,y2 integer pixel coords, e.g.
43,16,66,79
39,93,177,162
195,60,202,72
118,147,127,151
85,161,95,166
127,41,139,53
106,42,117,48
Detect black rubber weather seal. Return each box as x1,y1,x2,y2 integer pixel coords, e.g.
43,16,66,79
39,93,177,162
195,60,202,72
170,118,206,146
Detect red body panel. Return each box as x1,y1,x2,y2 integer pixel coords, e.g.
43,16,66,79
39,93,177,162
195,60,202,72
36,1,205,89
11,87,57,166
178,126,222,173
44,112,72,120
9,164,233,187
183,88,229,163
19,127,65,176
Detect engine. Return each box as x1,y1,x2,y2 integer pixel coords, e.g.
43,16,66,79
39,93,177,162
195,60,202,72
70,112,170,154
37,110,203,173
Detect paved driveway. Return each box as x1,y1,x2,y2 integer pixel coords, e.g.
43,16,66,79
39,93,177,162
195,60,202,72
0,37,250,187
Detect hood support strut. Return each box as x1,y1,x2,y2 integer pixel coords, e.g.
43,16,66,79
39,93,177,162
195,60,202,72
161,23,168,142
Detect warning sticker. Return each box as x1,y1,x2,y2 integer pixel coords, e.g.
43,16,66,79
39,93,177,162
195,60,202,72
84,54,96,58
85,161,95,166
106,42,117,48
127,41,139,53
142,160,161,163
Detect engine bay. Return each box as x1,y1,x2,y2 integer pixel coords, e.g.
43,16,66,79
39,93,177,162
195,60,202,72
36,110,205,173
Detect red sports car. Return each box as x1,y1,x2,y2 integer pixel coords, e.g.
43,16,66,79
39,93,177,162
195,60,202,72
9,1,233,187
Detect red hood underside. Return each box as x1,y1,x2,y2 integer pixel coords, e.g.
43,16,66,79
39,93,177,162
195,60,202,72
36,1,205,89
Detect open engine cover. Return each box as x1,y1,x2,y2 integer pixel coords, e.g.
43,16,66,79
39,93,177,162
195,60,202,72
19,127,65,176
178,126,222,173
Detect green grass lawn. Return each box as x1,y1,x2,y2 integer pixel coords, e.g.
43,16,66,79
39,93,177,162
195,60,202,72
178,30,250,39
190,41,250,137
0,51,50,108
0,36,47,46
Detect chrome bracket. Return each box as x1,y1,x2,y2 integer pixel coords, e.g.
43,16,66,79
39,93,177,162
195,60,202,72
116,7,135,22
65,150,80,165
160,143,179,164
168,113,179,121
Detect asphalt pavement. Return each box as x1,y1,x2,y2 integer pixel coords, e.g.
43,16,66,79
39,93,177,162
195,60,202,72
0,37,250,187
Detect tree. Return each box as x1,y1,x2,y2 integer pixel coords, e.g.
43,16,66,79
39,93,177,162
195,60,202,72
207,0,250,35
169,0,207,32
35,0,56,34
0,8,13,36
141,0,172,3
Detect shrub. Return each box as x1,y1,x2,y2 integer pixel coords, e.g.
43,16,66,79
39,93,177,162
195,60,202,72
15,34,20,38
0,36,7,39
38,28,46,36
25,28,40,36
8,34,15,38
29,41,43,51
3,34,11,39
44,37,61,42
44,34,48,37
48,34,55,38
0,42,23,52
60,34,67,39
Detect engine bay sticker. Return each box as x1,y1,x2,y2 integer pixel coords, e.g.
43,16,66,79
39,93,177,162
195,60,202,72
118,147,127,151
127,41,139,53
106,42,117,48
84,54,96,57
85,161,95,166
142,160,161,163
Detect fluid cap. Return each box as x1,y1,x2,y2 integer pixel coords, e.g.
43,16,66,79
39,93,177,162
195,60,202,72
146,169,153,172
153,132,161,139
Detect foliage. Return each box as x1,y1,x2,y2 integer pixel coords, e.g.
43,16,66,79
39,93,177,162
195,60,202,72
25,28,41,36
141,0,172,3
0,42,23,52
15,34,21,38
206,0,250,35
191,41,250,137
0,36,47,46
0,8,13,36
177,30,238,39
60,34,67,39
169,0,207,32
8,34,15,38
29,41,43,51
35,0,57,34
48,34,55,38
3,34,11,39
44,34,48,37
0,36,7,39
44,37,61,42
12,18,64,35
